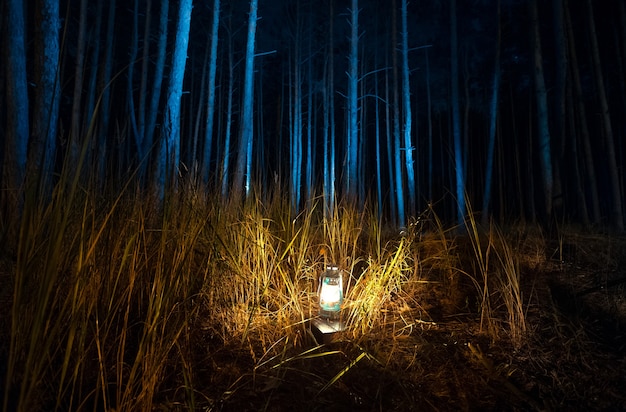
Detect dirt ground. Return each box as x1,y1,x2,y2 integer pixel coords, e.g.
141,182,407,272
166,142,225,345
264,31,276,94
175,231,626,412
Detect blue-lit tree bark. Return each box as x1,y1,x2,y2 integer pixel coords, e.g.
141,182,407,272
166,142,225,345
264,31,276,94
345,0,359,201
305,26,314,207
392,0,405,228
481,0,501,225
401,0,416,216
30,0,61,190
290,33,303,212
425,47,433,201
450,0,466,225
323,0,337,219
384,56,398,225
143,0,168,178
155,0,193,196
233,0,258,200
3,0,29,212
375,69,383,218
530,0,554,221
221,26,236,198
201,0,220,184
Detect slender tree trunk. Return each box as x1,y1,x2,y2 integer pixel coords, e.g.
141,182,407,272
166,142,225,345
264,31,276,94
346,0,359,202
138,0,152,147
155,0,193,198
84,0,103,171
143,0,168,181
450,0,466,225
127,0,140,155
567,79,589,225
30,0,61,192
530,0,554,222
425,47,433,202
401,0,416,216
551,0,566,218
221,33,234,198
291,28,303,212
233,0,258,200
392,0,405,228
481,0,501,226
192,43,210,175
375,69,383,217
564,0,600,224
3,0,29,217
69,0,88,168
202,0,220,183
385,55,397,224
585,0,624,231
323,59,330,217
329,0,336,216
305,14,314,206
96,0,115,185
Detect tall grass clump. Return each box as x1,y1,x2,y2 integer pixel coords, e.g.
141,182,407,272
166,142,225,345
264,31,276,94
463,208,527,347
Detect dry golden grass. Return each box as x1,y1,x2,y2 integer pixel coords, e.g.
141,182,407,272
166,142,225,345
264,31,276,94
2,175,625,411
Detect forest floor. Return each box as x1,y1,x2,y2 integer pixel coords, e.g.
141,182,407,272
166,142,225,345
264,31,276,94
2,216,626,411
179,230,626,412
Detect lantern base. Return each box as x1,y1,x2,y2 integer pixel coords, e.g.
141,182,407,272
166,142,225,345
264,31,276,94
310,317,345,344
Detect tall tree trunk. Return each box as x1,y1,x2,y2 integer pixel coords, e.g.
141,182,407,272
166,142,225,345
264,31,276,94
392,0,405,227
202,0,220,184
425,47,433,202
530,0,554,222
585,0,624,231
566,79,589,225
233,0,258,200
291,26,303,212
450,0,466,225
401,0,416,216
375,68,383,217
221,32,234,198
305,14,314,206
137,0,153,149
96,0,116,185
127,0,140,159
3,0,29,217
143,0,168,181
328,0,336,217
551,0,567,219
385,54,397,224
191,43,210,175
155,0,193,198
564,0,600,224
69,0,88,168
30,0,61,192
84,0,103,171
481,0,501,226
345,0,359,202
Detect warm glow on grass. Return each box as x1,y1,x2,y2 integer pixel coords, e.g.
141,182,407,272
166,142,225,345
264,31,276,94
3,176,624,410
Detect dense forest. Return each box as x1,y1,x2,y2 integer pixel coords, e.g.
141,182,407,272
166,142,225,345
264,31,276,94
2,1,626,411
2,0,624,228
